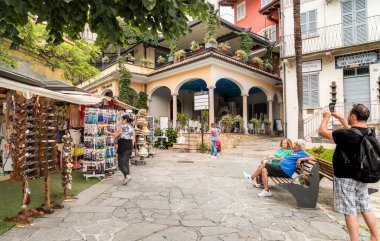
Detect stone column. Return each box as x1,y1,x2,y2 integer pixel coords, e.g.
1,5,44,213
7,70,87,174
208,86,215,127
147,98,152,115
268,99,273,131
172,93,178,129
242,94,248,134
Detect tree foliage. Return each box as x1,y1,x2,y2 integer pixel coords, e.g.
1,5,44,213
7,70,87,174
117,57,137,105
0,18,100,84
0,0,212,47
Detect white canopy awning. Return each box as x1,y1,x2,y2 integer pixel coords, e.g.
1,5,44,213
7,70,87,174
0,77,102,105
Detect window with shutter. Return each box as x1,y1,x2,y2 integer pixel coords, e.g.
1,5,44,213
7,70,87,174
237,2,246,21
301,10,318,37
342,0,367,46
271,25,277,42
303,73,319,107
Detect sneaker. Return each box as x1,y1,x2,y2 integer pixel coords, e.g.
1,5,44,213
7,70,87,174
243,172,253,184
122,176,132,185
211,156,216,159
258,189,272,197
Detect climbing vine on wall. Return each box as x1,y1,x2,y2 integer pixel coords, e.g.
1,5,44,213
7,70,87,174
117,57,137,105
236,32,254,54
137,91,148,109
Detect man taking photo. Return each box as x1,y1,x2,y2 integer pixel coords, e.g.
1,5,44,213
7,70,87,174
319,104,378,241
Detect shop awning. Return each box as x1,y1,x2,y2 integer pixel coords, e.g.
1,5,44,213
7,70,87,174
0,77,102,105
102,96,139,110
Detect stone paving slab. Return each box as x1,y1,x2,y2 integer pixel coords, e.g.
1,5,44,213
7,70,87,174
1,138,379,241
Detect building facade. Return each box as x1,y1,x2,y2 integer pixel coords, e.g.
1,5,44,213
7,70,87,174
281,0,380,139
78,19,283,133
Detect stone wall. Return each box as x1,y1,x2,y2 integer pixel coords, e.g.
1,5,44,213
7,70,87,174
194,133,261,149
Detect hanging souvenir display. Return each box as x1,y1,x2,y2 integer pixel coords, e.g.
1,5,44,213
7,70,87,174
83,107,117,180
61,134,74,200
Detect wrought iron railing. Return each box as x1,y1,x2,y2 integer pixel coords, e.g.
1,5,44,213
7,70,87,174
281,14,380,57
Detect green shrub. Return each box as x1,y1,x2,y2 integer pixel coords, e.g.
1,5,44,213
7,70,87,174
154,128,177,148
306,146,334,162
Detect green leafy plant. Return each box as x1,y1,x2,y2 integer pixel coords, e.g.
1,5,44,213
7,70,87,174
250,118,261,134
190,41,201,52
218,42,231,52
118,57,137,105
102,56,110,64
168,42,178,58
154,128,178,148
139,58,153,67
233,115,244,133
236,32,254,53
221,114,234,133
174,49,186,63
137,91,148,109
157,55,167,64
197,143,210,153
235,50,248,63
263,119,272,127
264,59,274,72
251,56,264,68
177,113,188,130
204,14,219,44
306,147,334,162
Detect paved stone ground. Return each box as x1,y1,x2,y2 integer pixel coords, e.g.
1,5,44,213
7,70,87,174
1,138,379,241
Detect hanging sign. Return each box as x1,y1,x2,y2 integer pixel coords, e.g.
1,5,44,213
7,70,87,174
302,59,322,73
336,50,379,68
194,91,209,110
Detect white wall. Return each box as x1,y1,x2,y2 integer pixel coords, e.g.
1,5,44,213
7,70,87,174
150,87,171,121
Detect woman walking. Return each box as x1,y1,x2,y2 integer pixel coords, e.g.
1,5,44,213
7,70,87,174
210,123,219,159
105,114,135,185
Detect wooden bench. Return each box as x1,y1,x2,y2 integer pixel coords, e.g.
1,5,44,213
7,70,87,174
268,158,378,208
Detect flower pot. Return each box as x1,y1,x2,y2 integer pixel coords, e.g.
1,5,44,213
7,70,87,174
192,46,201,52
205,42,218,49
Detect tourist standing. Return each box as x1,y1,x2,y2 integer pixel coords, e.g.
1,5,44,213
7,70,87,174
105,114,135,185
210,123,219,158
319,104,378,241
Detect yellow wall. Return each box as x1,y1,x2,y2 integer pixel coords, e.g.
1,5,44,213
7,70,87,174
146,65,213,96
2,41,69,83
87,79,144,97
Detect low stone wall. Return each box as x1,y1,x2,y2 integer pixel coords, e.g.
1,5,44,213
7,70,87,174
194,133,262,149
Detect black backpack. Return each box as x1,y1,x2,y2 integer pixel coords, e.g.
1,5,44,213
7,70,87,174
341,128,380,183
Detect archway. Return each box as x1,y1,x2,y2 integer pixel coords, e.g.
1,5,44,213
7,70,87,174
247,87,268,121
149,86,172,125
215,78,242,131
177,78,208,123
101,89,113,97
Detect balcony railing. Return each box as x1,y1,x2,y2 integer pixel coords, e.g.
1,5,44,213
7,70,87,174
281,14,380,58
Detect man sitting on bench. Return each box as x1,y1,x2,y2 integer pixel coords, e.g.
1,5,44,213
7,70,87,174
245,139,314,197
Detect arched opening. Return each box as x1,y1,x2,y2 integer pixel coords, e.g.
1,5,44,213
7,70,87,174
150,86,172,124
177,78,208,121
101,89,114,97
247,87,268,121
215,78,242,131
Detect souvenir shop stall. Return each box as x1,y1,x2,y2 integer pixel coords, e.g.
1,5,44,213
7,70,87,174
0,77,103,225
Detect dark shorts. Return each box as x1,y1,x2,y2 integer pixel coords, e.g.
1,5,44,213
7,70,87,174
265,163,289,178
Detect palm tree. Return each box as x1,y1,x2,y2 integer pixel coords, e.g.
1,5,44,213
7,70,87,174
293,0,304,138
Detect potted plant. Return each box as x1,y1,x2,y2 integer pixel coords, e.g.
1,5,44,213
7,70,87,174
168,43,177,62
102,56,110,64
190,41,201,52
218,42,231,52
264,60,274,72
157,55,167,65
204,15,219,49
263,119,272,134
139,58,147,67
174,49,186,63
126,53,135,63
235,50,248,63
251,56,264,69
233,115,244,133
177,113,188,131
250,118,261,134
221,114,234,133
145,58,153,68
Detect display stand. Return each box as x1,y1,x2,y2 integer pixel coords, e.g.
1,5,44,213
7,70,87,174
61,134,76,201
131,109,150,165
83,107,117,180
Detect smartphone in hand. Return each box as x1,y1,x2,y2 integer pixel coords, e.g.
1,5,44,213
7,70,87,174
329,103,335,112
